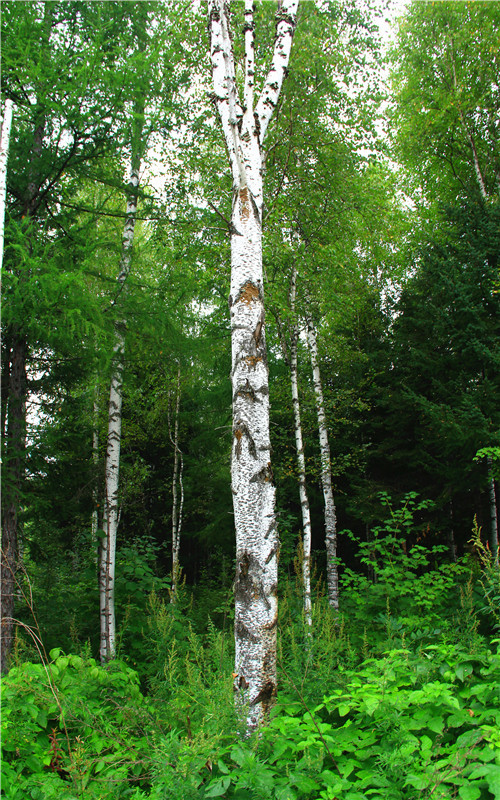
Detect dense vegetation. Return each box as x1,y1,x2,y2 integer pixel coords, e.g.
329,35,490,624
1,0,499,797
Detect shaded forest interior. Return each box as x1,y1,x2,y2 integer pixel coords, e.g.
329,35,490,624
1,0,499,798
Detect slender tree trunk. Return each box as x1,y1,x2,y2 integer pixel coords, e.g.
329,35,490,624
305,311,339,610
170,364,183,598
1,335,27,673
99,158,141,663
448,500,457,563
487,456,499,564
209,0,298,731
289,266,312,626
91,386,100,561
1,336,11,445
0,98,13,272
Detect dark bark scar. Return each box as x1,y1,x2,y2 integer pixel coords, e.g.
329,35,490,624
237,280,260,304
239,187,250,221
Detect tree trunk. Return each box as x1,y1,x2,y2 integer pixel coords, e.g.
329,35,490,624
91,386,100,561
487,456,499,564
1,334,27,673
209,0,298,731
289,265,312,626
99,159,141,663
448,500,457,563
170,364,183,598
305,311,339,610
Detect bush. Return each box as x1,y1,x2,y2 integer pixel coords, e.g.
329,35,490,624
1,650,157,799
205,639,500,800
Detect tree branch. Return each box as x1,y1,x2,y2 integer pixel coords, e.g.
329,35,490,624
255,0,299,144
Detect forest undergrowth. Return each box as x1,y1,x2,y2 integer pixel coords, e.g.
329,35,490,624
2,520,500,800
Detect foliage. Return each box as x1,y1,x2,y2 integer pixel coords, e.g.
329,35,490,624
340,492,470,636
205,639,500,800
3,0,500,797
469,519,500,633
1,651,157,799
3,544,500,799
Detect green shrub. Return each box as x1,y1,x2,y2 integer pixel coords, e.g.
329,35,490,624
1,650,157,799
204,639,500,800
340,493,470,645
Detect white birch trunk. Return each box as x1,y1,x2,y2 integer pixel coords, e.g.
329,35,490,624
170,365,183,598
450,44,491,201
305,312,339,611
209,0,298,731
0,98,13,273
99,166,140,664
91,388,100,562
487,455,499,564
289,265,312,626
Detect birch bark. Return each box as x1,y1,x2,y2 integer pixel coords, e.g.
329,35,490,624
209,0,298,730
99,158,141,663
487,456,499,564
289,265,312,626
91,387,100,562
169,364,183,598
305,310,339,610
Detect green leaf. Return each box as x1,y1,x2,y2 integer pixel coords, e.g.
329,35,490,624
427,716,445,733
205,776,231,797
405,774,430,790
459,785,481,800
36,708,48,728
455,664,473,681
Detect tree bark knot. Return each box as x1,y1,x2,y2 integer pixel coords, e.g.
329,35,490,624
250,680,276,708
250,463,273,484
233,421,257,459
234,379,260,403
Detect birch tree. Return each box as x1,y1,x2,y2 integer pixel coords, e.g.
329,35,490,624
99,10,150,657
305,306,339,611
208,0,298,730
97,0,189,663
99,149,142,663
276,263,313,626
392,1,500,204
169,364,184,599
